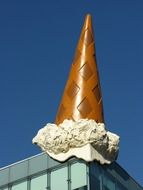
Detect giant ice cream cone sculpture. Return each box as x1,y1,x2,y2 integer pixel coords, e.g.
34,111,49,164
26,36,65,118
33,14,119,164
55,14,104,125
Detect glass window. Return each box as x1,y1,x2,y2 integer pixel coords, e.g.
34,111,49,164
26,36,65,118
116,181,128,190
51,167,68,190
90,175,100,190
103,172,115,190
1,188,8,190
12,181,27,190
31,173,47,190
0,168,9,188
89,162,101,190
71,162,87,190
10,160,28,182
29,154,48,176
74,186,87,190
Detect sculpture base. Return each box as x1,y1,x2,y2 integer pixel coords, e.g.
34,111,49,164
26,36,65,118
33,119,119,164
46,143,111,164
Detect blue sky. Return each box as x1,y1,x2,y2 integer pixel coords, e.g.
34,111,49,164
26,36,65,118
0,0,143,186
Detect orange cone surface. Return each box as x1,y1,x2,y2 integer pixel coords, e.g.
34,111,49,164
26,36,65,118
55,14,104,125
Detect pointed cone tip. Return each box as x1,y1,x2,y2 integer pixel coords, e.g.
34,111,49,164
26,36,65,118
83,14,92,29
86,14,92,20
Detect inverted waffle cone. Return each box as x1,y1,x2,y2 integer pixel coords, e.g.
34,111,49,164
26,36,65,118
55,14,104,125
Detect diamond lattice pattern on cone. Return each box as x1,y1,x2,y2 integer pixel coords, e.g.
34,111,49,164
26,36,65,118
55,14,104,125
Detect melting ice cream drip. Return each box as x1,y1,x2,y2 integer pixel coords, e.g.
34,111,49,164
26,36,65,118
33,119,119,164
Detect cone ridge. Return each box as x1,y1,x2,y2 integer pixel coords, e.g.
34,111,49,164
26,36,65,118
55,14,104,125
